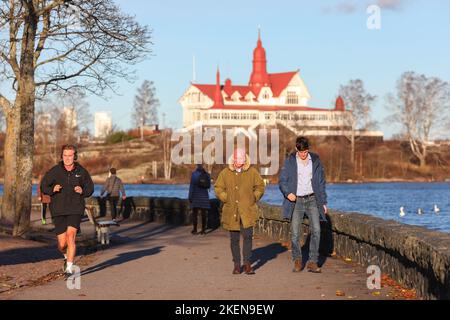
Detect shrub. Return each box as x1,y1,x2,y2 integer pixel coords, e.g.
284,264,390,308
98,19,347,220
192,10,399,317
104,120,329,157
105,131,134,145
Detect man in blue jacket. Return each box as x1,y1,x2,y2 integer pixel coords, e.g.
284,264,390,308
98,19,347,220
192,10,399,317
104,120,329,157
279,137,328,273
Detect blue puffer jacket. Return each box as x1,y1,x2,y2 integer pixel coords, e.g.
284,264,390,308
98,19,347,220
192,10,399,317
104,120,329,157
278,152,328,221
188,168,211,209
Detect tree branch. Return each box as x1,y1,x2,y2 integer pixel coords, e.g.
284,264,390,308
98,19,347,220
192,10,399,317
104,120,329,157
36,0,67,17
35,49,104,93
34,7,51,65
35,38,89,68
0,93,12,117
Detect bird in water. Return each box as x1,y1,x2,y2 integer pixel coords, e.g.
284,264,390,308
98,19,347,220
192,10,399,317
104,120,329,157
417,208,424,215
433,204,440,214
399,206,406,217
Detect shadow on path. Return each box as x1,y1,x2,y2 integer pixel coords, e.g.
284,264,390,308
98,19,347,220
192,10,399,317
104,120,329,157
0,245,60,266
251,243,287,271
81,246,164,277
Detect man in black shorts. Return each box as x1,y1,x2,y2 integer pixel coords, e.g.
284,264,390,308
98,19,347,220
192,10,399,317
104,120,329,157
41,144,94,278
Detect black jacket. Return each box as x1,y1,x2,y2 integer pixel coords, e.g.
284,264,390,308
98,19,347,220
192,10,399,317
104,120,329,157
41,162,94,217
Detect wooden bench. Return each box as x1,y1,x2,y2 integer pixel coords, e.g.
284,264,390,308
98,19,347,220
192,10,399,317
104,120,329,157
84,206,120,245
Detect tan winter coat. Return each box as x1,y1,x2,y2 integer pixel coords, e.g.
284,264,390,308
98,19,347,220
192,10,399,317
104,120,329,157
214,154,265,231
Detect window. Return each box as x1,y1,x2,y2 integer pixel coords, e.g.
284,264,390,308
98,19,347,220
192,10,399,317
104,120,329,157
231,113,239,120
287,91,299,104
232,92,241,101
265,113,271,120
222,113,230,120
251,114,259,120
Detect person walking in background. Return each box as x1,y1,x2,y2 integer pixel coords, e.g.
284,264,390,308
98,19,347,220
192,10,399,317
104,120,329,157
188,164,211,235
37,174,51,225
279,136,328,274
101,167,126,222
41,144,94,278
214,148,265,275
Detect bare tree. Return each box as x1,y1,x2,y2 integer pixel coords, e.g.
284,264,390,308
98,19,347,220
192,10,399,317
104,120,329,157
387,71,450,167
162,128,172,180
0,0,152,235
339,79,377,165
132,80,159,141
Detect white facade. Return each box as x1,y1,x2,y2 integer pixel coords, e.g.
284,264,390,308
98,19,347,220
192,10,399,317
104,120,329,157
63,106,77,129
94,112,112,139
179,74,350,133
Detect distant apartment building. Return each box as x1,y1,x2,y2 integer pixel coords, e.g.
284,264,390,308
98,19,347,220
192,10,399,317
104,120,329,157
94,112,112,139
63,106,77,130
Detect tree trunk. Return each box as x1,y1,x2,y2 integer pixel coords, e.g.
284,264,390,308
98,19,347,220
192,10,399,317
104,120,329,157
419,154,426,168
1,108,20,225
11,10,38,236
13,79,36,236
350,132,355,164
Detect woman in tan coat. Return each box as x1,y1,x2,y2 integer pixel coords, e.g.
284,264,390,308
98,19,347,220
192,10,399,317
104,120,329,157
214,148,265,275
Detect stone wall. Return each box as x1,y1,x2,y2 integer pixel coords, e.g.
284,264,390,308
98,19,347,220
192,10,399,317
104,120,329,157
83,196,222,230
5,196,450,299
254,202,450,300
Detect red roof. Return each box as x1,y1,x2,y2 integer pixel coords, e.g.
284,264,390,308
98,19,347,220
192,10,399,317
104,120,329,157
193,70,297,103
268,71,298,96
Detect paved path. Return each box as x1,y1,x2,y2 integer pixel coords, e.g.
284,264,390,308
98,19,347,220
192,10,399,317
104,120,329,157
3,218,403,300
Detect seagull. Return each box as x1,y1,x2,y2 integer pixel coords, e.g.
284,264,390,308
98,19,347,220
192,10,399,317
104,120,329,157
417,208,424,215
399,206,406,217
434,204,440,214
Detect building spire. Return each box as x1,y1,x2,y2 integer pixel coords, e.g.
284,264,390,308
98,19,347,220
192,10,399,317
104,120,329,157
214,66,223,107
249,28,270,94
192,55,196,83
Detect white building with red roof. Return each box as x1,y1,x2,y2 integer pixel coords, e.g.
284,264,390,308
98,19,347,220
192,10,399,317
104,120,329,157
179,33,383,139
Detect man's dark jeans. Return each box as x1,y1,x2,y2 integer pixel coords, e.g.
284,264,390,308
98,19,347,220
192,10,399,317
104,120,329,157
107,196,119,220
291,194,321,263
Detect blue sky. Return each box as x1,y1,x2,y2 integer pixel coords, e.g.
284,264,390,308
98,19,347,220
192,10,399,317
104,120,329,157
4,0,450,138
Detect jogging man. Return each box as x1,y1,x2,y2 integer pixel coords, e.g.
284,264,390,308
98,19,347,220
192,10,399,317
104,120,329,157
41,144,94,278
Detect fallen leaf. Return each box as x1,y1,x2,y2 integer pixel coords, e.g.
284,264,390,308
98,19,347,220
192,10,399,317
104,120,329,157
372,291,381,296
344,258,352,262
336,290,345,297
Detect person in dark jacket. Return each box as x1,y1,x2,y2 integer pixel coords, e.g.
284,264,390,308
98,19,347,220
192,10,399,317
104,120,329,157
41,144,94,278
188,164,211,235
100,167,126,222
279,137,328,274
